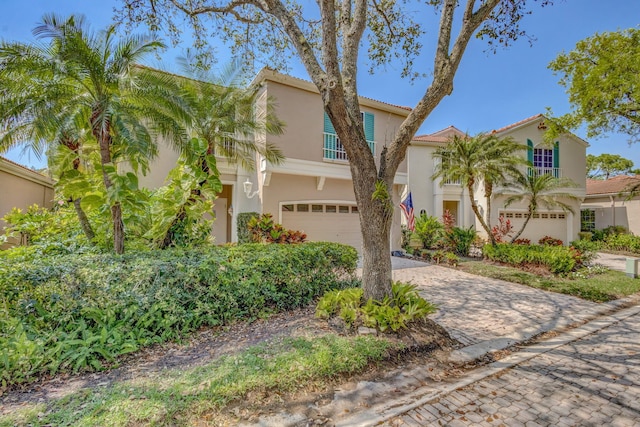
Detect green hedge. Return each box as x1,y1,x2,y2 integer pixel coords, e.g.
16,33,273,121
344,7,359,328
483,243,581,275
604,233,640,254
0,242,358,386
236,212,259,244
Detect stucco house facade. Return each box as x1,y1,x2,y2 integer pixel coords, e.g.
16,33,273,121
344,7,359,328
140,68,410,251
0,156,55,248
407,114,588,245
582,175,640,235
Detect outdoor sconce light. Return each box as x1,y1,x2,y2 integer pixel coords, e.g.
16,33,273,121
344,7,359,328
243,178,259,199
227,204,233,216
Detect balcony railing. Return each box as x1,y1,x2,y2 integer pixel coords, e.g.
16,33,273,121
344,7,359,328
443,178,461,185
323,132,375,161
212,136,236,158
528,166,562,178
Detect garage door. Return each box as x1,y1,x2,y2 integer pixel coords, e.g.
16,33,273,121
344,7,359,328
282,203,362,251
501,211,568,244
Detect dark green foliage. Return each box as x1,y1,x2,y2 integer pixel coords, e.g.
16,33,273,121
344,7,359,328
247,213,307,243
316,282,437,333
412,213,443,249
447,226,477,256
604,233,640,254
577,232,593,241
0,243,357,387
237,212,259,244
483,243,585,275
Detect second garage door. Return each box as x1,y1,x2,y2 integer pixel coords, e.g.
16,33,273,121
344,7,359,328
281,202,362,251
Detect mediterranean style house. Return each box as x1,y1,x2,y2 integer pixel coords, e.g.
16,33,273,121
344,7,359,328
1,70,589,252
140,68,410,251
582,175,640,235
407,114,588,245
0,156,55,248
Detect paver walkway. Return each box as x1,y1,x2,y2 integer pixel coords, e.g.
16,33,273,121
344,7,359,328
384,306,640,427
391,260,601,350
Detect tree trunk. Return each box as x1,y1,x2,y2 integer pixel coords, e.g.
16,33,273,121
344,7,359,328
467,182,495,244
72,197,96,242
355,181,394,302
510,206,534,243
62,136,96,243
93,113,125,254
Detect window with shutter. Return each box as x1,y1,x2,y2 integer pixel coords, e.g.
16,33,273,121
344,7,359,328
323,112,375,161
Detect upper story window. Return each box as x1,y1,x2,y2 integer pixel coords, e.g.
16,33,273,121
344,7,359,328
323,112,375,161
527,139,560,178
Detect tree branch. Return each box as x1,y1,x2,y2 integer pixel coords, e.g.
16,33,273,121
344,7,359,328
384,0,500,180
169,0,264,24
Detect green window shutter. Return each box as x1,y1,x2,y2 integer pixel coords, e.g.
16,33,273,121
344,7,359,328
527,139,534,164
553,141,560,177
324,112,336,134
364,112,374,142
323,112,336,159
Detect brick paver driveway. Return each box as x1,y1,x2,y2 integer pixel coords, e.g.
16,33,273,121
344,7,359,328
391,261,600,347
385,308,640,427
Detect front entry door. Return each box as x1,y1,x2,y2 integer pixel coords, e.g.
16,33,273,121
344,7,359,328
212,198,228,243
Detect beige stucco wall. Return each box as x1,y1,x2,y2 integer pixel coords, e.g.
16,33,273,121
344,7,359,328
582,195,640,234
0,161,55,248
261,172,403,251
475,120,587,244
490,195,581,244
262,79,409,174
498,123,587,188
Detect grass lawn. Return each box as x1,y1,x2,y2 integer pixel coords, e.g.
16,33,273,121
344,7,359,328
457,260,640,302
1,335,396,427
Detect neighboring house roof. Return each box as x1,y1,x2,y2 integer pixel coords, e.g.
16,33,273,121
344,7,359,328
586,175,640,197
412,125,466,144
250,68,412,116
0,156,54,187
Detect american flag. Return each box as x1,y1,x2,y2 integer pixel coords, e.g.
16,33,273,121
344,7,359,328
400,192,415,231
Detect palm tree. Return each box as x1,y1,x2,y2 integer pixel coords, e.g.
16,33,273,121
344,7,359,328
0,41,97,241
152,61,285,248
498,172,580,243
0,14,187,253
433,133,526,244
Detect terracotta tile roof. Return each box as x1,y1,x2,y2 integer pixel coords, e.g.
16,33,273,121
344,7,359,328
491,114,544,134
412,134,450,143
413,125,466,143
0,155,43,174
586,175,640,195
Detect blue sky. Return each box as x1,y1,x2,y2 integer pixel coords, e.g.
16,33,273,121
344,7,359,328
2,0,639,170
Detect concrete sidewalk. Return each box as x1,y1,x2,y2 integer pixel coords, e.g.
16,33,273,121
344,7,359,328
595,251,632,273
245,258,639,427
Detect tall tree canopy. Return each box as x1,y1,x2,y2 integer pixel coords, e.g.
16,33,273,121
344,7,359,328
586,153,634,180
117,0,552,300
549,28,640,144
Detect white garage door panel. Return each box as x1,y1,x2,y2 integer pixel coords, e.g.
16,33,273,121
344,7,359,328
282,209,362,250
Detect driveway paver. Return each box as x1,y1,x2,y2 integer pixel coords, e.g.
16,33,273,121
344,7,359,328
392,262,601,350
384,306,640,427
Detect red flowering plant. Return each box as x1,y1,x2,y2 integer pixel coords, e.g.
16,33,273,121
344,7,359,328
491,216,513,243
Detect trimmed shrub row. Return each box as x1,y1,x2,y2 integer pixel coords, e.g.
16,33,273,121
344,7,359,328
0,242,358,387
483,243,583,275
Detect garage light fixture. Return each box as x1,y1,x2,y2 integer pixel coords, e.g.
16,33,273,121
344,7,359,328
243,178,259,199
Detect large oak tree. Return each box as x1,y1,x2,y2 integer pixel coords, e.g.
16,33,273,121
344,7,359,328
118,0,552,300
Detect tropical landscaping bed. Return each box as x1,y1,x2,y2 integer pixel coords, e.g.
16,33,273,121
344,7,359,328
0,239,456,426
